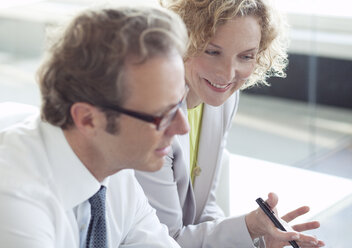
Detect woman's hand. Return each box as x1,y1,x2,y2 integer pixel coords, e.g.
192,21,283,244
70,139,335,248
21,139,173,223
245,192,325,247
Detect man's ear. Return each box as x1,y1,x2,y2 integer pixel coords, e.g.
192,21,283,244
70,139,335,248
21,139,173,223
70,102,102,134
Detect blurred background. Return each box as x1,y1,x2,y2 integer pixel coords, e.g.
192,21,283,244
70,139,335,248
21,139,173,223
0,0,351,247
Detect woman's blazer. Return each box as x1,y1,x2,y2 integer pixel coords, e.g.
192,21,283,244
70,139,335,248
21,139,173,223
135,91,260,247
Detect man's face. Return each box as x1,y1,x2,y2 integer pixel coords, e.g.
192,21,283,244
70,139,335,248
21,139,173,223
98,52,189,173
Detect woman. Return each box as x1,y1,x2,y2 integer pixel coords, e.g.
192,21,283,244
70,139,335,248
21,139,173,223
136,0,324,247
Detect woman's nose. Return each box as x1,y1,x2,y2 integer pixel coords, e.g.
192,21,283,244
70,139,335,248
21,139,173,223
218,59,236,83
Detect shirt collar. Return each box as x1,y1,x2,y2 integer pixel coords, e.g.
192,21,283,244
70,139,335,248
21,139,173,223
39,120,104,210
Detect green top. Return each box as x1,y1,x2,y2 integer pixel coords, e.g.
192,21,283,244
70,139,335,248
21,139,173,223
187,103,204,185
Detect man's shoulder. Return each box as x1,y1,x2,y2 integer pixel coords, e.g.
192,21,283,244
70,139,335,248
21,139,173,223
0,102,39,131
0,156,55,213
0,115,52,190
0,114,46,164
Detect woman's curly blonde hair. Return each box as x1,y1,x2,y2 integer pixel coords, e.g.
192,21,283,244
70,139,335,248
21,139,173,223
160,0,289,88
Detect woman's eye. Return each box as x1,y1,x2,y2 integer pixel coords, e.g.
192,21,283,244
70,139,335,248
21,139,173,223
241,54,255,60
205,50,220,56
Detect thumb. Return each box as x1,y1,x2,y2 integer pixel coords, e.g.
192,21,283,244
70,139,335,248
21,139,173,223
266,192,279,209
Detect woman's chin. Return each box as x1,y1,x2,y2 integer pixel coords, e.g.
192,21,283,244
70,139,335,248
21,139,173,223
202,97,228,107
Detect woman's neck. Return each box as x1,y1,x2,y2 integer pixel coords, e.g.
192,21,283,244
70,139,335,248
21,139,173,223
186,88,202,109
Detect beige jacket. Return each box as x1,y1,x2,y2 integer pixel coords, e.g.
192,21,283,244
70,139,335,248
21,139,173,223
136,91,263,247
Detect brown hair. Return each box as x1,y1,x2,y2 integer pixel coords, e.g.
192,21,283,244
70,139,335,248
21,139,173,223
37,7,187,132
161,0,289,88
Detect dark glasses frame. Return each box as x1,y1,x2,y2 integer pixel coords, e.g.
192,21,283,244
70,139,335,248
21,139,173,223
99,86,188,131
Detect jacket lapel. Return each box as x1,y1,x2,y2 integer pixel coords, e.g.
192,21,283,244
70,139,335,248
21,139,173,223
193,104,224,221
175,105,196,225
191,91,239,222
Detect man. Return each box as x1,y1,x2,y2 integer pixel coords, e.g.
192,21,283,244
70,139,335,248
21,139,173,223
0,6,189,248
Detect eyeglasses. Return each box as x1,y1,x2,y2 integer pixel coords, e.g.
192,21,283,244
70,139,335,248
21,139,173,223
99,86,188,131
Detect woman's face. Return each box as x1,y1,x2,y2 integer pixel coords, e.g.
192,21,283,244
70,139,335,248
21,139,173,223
185,16,261,108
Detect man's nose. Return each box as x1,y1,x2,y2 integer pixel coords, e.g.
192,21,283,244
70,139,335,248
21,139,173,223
166,109,190,136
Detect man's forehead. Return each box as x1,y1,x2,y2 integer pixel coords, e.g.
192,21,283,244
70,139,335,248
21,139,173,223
122,54,185,111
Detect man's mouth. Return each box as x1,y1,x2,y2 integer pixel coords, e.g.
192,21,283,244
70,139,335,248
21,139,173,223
155,145,171,157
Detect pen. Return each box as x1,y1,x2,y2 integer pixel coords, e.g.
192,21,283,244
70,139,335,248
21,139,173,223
256,197,300,248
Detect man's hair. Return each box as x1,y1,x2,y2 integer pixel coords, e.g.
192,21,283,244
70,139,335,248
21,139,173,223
38,7,187,132
161,0,289,88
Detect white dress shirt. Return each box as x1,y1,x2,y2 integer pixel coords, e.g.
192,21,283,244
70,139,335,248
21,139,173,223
0,114,180,248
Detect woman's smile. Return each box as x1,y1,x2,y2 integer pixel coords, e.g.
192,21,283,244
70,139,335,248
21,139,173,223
204,78,232,92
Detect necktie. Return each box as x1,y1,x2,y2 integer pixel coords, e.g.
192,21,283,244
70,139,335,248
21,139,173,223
86,186,107,248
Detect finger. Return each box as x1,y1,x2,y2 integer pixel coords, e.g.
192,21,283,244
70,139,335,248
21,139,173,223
294,232,323,247
269,227,321,246
296,239,325,247
292,221,320,232
293,243,320,248
306,240,326,247
315,240,325,247
273,239,324,248
281,206,310,222
292,243,323,248
270,228,300,243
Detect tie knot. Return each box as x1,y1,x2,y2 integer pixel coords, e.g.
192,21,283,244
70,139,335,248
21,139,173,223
89,186,106,213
